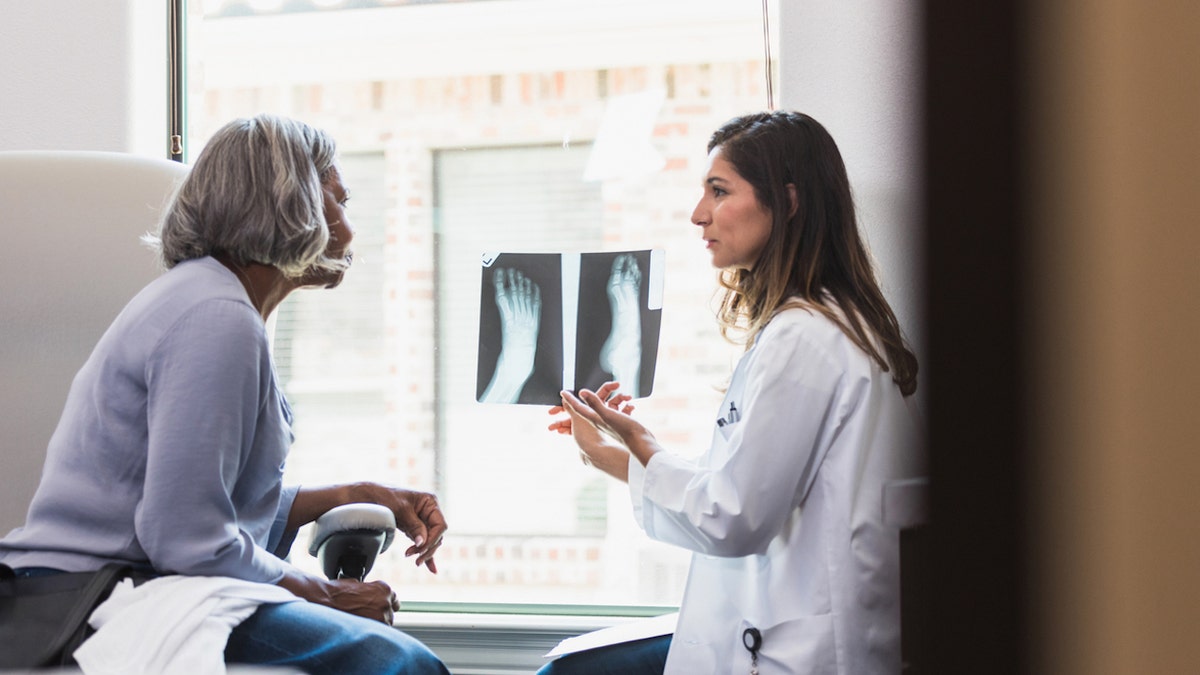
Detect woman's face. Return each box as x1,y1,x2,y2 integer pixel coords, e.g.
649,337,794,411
692,146,773,270
301,165,355,289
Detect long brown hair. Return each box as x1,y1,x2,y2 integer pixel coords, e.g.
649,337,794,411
709,111,918,396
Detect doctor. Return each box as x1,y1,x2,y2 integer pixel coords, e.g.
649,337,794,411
542,111,923,674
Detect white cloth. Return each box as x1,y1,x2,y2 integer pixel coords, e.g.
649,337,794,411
628,306,924,674
73,575,300,675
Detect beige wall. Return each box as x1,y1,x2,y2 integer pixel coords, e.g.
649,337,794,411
1029,0,1200,672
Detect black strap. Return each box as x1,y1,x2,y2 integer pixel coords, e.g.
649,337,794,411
0,564,14,581
11,559,135,662
44,563,133,660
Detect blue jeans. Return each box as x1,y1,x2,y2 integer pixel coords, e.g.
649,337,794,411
225,601,449,675
536,634,671,675
11,566,69,577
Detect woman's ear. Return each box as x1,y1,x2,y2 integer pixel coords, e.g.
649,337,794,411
785,183,799,218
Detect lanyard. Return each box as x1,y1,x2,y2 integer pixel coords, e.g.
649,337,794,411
742,626,762,674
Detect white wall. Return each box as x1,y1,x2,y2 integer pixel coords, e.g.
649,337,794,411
779,0,924,361
0,0,168,156
0,0,172,531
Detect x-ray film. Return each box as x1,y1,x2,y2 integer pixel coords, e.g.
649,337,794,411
476,249,664,405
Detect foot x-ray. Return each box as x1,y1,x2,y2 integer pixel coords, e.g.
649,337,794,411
476,250,664,405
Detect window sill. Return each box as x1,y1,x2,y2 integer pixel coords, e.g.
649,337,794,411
393,610,664,675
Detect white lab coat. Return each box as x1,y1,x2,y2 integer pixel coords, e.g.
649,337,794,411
628,305,923,674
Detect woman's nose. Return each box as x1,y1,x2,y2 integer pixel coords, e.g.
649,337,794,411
691,200,707,226
330,219,354,247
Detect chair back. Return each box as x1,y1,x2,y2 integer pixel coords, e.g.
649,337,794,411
0,151,189,533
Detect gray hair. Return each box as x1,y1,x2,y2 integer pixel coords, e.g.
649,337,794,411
145,114,344,278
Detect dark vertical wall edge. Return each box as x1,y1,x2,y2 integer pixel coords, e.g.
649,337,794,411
922,0,1030,672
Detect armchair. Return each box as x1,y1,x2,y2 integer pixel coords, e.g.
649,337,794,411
0,151,189,535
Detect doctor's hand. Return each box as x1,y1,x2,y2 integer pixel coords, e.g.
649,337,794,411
572,384,663,470
555,389,633,482
554,383,661,482
547,381,634,436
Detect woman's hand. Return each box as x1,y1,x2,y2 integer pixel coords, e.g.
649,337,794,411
278,567,401,624
547,381,634,435
325,578,402,624
289,483,447,573
354,484,447,573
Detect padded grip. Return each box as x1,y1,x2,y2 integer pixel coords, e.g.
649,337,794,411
307,503,397,557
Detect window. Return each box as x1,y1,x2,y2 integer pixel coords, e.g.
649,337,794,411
188,0,777,610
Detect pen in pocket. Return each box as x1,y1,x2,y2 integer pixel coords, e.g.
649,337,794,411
717,401,740,427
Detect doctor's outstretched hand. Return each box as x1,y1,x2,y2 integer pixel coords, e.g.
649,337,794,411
549,381,660,483
547,381,633,435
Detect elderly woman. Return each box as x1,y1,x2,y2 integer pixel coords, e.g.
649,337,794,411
0,114,449,674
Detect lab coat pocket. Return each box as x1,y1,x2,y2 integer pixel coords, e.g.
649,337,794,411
730,614,836,675
716,419,741,442
715,393,744,443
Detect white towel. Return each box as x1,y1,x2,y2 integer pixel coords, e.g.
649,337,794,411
73,575,300,675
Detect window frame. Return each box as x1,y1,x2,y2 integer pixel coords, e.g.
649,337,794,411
173,0,781,641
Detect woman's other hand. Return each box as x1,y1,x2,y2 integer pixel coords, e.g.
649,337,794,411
326,578,402,624
278,567,402,624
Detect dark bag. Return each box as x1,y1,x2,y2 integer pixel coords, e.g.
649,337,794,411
0,562,134,669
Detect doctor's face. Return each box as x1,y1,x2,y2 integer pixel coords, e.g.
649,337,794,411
692,146,773,271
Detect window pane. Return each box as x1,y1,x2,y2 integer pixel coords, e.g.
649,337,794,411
435,144,602,533
188,0,777,608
